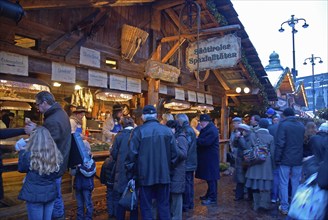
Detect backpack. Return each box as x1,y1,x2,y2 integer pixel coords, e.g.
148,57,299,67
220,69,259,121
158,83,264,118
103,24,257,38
100,156,116,186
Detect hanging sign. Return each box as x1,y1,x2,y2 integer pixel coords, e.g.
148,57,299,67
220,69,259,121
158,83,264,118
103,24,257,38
175,88,185,100
197,92,205,103
80,47,100,68
206,94,213,105
145,60,180,83
127,77,141,93
0,51,28,76
88,70,108,88
52,62,76,83
109,74,126,91
186,34,241,72
188,90,197,102
159,84,167,94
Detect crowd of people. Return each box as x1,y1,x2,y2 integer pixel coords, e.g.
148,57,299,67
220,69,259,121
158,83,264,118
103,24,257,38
229,107,328,218
0,90,327,220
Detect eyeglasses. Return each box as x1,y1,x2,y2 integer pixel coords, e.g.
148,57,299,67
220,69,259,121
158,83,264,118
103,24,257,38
36,101,43,107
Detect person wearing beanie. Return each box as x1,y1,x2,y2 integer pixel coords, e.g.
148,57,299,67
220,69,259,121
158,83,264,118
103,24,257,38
102,104,123,144
275,107,305,215
125,105,178,219
195,114,220,205
245,118,275,211
266,108,276,125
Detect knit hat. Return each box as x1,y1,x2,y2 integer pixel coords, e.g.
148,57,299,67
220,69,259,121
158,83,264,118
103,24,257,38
266,108,275,115
200,114,211,122
283,107,295,117
143,105,157,114
259,118,270,129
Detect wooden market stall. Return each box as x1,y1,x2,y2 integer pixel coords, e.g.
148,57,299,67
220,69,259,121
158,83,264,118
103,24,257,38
0,0,277,218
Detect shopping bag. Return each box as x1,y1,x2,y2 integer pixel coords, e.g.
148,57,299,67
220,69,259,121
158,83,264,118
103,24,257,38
243,135,269,165
288,173,328,220
119,179,138,211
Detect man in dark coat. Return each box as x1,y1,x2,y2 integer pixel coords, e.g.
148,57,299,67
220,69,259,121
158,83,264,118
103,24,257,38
275,108,305,215
125,105,178,219
25,91,71,220
195,114,220,205
175,113,197,211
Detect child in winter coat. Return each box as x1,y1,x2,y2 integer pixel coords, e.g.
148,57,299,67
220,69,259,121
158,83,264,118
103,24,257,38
72,140,96,220
17,126,63,220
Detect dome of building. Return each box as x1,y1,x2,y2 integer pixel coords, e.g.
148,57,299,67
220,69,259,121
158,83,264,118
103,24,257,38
265,51,284,71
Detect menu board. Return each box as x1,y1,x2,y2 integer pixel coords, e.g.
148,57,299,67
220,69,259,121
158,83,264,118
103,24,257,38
175,88,185,100
188,90,197,102
109,74,126,91
80,47,100,68
88,70,108,88
206,94,213,105
0,51,28,76
127,77,141,93
52,62,76,83
197,92,205,103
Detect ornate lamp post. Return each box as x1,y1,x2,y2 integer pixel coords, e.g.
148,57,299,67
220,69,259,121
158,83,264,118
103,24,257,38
279,15,309,82
303,54,323,114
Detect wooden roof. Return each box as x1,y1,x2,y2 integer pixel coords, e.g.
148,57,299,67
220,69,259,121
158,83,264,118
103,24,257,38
0,0,277,107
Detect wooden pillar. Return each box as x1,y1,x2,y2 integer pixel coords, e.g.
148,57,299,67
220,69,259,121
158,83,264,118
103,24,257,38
220,95,229,163
147,9,161,106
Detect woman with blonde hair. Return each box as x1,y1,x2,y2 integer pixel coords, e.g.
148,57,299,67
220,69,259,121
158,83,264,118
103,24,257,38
17,126,63,220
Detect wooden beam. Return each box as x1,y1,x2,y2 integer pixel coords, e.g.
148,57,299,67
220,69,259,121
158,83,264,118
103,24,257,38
220,94,228,163
213,69,230,91
230,96,240,106
165,8,190,34
161,24,241,43
161,38,186,63
153,0,184,11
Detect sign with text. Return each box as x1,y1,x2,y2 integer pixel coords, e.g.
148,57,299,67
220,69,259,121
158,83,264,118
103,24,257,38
197,92,205,103
109,74,126,91
88,70,108,88
188,90,197,102
127,77,141,93
80,47,100,68
186,34,241,71
159,84,167,94
206,94,213,105
0,51,28,76
52,62,76,83
175,88,185,100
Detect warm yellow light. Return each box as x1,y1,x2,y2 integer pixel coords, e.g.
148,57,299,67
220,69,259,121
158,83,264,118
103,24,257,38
244,87,250,94
236,87,242,93
75,85,82,90
53,82,61,87
0,80,7,83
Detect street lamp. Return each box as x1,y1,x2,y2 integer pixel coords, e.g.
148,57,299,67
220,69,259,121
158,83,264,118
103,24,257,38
279,15,309,82
303,54,323,114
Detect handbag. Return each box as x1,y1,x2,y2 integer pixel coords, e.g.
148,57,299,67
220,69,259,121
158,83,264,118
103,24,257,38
119,179,138,211
243,134,269,164
288,172,328,220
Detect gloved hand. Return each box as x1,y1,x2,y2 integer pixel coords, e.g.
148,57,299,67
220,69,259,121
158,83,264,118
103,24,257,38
15,138,27,151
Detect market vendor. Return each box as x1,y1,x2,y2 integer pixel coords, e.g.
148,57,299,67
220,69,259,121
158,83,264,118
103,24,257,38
70,106,87,134
102,104,123,144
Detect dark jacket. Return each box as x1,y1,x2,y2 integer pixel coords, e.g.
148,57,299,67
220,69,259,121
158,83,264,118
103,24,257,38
43,103,72,176
268,123,278,139
195,122,220,181
317,149,328,189
275,116,305,166
18,150,59,203
170,131,187,194
125,118,178,186
181,122,197,172
100,156,116,187
74,160,96,191
303,131,328,179
112,128,133,193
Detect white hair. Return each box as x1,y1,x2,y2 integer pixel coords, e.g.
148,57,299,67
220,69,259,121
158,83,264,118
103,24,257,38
142,113,157,121
319,122,328,132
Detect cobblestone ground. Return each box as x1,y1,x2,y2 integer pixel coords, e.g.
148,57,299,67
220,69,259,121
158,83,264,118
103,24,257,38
67,175,286,220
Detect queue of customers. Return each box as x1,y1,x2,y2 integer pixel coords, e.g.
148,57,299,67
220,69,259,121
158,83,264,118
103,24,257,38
1,90,327,219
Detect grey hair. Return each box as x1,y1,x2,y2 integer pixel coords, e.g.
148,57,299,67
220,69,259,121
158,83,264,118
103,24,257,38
162,113,174,121
35,91,56,105
175,113,190,126
142,113,157,121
